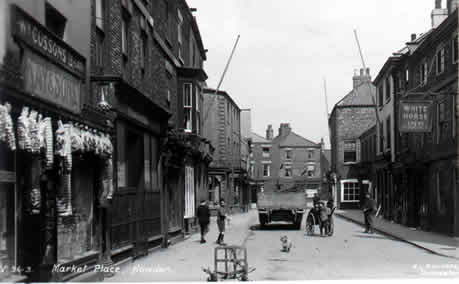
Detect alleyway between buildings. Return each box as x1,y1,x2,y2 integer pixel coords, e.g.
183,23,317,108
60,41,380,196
106,210,458,281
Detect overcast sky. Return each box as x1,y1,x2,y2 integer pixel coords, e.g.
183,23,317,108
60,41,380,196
188,0,435,147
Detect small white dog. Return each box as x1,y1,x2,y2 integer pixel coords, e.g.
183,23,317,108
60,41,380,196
280,235,292,252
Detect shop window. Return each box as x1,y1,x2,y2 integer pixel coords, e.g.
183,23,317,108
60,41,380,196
183,83,193,132
184,166,195,218
45,2,67,39
262,147,270,158
343,141,356,163
342,181,360,202
263,164,270,177
453,35,458,64
436,47,445,75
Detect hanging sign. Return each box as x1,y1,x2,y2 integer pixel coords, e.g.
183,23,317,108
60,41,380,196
399,101,433,133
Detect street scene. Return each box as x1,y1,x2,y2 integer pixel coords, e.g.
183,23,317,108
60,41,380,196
0,0,458,282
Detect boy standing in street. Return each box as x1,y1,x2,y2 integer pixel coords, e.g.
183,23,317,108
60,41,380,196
216,199,227,245
197,200,210,244
319,202,331,237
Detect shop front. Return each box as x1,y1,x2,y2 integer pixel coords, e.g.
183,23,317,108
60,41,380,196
0,5,114,282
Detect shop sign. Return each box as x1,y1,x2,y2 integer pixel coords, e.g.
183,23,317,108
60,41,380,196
399,100,433,133
305,189,318,198
12,5,85,77
23,50,82,113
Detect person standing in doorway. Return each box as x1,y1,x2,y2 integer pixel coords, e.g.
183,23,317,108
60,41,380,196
216,199,227,245
363,193,377,233
197,200,210,244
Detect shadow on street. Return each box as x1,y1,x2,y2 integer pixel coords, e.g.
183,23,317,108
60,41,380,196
249,223,301,231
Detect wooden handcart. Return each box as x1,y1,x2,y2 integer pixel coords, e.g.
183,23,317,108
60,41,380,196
202,245,255,281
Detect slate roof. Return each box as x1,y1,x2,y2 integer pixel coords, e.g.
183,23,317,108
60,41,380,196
336,82,376,107
250,132,270,143
277,132,319,148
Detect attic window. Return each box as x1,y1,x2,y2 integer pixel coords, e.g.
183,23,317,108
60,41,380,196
45,2,67,39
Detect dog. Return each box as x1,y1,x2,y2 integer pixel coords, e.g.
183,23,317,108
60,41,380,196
280,235,292,252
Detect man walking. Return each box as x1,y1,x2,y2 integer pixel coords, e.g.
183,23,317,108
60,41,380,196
197,200,210,244
216,199,227,245
363,193,377,233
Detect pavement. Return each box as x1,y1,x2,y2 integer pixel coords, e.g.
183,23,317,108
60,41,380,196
335,209,458,259
105,210,258,282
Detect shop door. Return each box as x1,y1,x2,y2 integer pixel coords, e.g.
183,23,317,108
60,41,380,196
111,123,147,257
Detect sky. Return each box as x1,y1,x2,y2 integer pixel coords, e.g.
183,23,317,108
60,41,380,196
188,0,435,147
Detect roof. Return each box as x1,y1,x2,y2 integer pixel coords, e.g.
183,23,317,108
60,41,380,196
250,132,270,143
277,132,319,148
335,82,376,107
203,88,241,111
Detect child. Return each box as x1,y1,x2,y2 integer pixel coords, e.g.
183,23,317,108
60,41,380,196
197,200,210,243
319,202,331,237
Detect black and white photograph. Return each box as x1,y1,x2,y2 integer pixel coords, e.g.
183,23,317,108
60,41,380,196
0,0,458,282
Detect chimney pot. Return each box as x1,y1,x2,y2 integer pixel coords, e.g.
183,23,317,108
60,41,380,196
436,0,442,9
360,68,364,76
411,33,417,41
366,68,370,76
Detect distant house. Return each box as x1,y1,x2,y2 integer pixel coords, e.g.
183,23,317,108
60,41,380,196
250,123,325,200
329,68,376,209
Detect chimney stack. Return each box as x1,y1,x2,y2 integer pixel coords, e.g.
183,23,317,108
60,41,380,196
266,125,273,140
278,123,292,137
352,68,371,89
431,0,448,28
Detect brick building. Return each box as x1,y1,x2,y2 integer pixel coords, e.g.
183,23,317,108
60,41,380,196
250,124,324,199
329,68,376,209
202,88,247,211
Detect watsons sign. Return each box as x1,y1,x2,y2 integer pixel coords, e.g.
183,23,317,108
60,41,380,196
12,5,85,77
399,100,433,133
23,50,82,113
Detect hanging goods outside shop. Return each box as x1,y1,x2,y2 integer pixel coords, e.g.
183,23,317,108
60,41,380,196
16,106,54,167
0,102,16,150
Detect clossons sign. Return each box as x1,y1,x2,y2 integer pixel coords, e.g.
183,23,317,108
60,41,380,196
399,100,433,133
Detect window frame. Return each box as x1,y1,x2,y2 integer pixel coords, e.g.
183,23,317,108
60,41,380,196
340,179,360,202
95,0,104,31
343,140,357,164
262,164,270,177
419,59,428,86
436,47,445,75
121,10,130,58
183,83,193,132
386,116,391,151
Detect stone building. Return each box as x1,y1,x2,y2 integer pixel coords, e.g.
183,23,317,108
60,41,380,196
202,88,247,211
329,69,376,209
